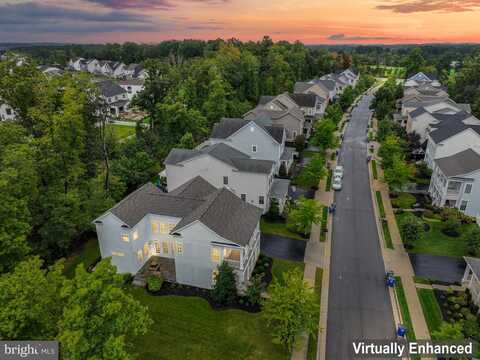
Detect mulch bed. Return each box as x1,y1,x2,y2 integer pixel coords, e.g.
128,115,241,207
145,255,274,314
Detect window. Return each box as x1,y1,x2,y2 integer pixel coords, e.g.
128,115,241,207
223,176,229,185
259,196,265,205
293,131,297,138
211,247,221,263
151,222,159,234
241,194,246,201
465,184,473,194
162,241,169,254
252,145,257,153
132,230,139,241
5,108,11,115
137,250,143,263
121,233,129,242
447,181,462,192
175,241,184,255
223,248,240,262
143,243,149,258
159,223,170,234
154,241,161,254
212,269,219,284
112,251,125,257
460,200,468,211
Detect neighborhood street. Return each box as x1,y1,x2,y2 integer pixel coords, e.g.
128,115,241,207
325,94,396,359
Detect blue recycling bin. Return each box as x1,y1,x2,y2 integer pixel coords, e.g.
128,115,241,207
397,325,407,338
386,276,396,287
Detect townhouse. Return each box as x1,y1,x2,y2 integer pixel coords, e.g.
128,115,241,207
244,107,306,141
404,72,442,88
0,100,15,121
118,79,145,101
93,176,262,290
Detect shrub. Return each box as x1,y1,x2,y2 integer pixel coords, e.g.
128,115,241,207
391,193,416,209
279,162,288,177
423,209,435,219
467,227,480,256
212,262,237,305
265,198,282,221
442,218,461,237
294,135,306,153
245,274,263,306
399,213,424,247
440,208,461,222
147,275,163,292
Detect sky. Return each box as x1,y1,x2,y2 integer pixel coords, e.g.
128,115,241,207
0,0,479,44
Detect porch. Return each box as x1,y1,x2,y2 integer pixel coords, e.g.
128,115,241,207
133,256,176,287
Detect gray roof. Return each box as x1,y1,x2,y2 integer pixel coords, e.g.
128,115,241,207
97,80,126,98
211,117,284,143
118,79,144,86
435,149,480,177
104,177,261,246
457,103,472,113
270,178,290,200
430,111,472,123
165,143,274,174
464,257,480,278
315,79,336,91
258,96,276,105
288,93,317,107
294,82,315,93
409,107,428,119
429,121,480,143
244,106,305,124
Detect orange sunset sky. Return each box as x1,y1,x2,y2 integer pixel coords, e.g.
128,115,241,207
1,0,480,44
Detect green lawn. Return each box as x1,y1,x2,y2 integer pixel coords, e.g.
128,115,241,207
307,268,323,360
394,276,416,341
128,258,304,359
63,238,100,278
396,213,475,257
260,219,305,241
325,170,332,191
107,124,136,139
382,219,394,249
417,288,443,338
375,191,386,218
320,206,328,242
371,160,378,180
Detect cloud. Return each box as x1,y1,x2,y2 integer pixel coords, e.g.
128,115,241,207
376,0,480,13
328,33,392,41
83,0,229,10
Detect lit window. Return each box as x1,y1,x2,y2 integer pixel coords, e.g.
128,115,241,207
132,230,139,241
112,251,125,257
154,241,161,254
143,244,149,257
211,247,221,263
176,241,184,255
137,250,143,263
212,269,219,284
252,145,257,153
169,223,176,232
223,248,240,262
259,196,265,205
223,176,229,185
121,234,129,242
159,223,170,234
151,222,159,234
162,241,169,254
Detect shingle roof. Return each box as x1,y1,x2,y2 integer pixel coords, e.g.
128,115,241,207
258,96,275,105
430,111,472,123
96,80,126,97
102,177,261,246
464,257,480,279
316,79,335,91
435,149,480,177
210,117,284,144
409,107,428,119
429,121,480,143
172,187,262,246
294,82,315,93
244,106,305,124
270,178,290,200
288,93,317,107
165,143,274,174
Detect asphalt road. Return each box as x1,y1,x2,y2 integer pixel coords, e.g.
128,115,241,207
325,94,396,359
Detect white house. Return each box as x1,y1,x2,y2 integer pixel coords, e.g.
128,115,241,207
68,58,87,71
118,79,145,101
294,81,330,103
406,108,480,143
404,72,442,88
96,80,129,116
112,62,127,78
86,59,101,74
93,176,262,290
462,257,480,307
424,123,480,169
429,149,480,217
0,101,15,121
164,143,278,213
124,64,146,79
206,117,293,174
404,84,448,99
259,92,326,120
401,97,470,118
340,68,359,87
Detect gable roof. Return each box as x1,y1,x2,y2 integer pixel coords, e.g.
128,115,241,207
288,93,317,107
464,257,480,279
315,79,335,91
165,143,274,174
429,121,480,143
435,149,480,177
244,106,305,124
410,107,429,119
211,117,284,144
96,80,126,98
101,177,261,246
294,82,315,93
258,96,276,105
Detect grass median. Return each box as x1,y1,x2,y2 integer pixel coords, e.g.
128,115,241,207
307,268,323,360
394,276,416,341
417,288,443,337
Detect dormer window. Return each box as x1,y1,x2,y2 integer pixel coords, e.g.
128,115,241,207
121,233,129,242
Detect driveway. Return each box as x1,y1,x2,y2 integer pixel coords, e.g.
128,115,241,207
326,94,395,359
409,253,465,284
260,234,306,262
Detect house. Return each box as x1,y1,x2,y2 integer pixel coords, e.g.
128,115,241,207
428,149,480,217
86,59,101,74
462,257,480,307
68,58,87,71
0,100,15,121
320,73,349,95
404,72,442,88
406,108,480,143
118,79,145,101
38,65,64,76
259,92,325,120
294,81,330,103
339,68,359,87
124,64,146,79
99,61,114,76
424,121,480,169
113,62,127,78
93,176,262,290
96,80,129,116
403,84,449,98
244,106,306,141
312,79,337,101
206,117,293,174
401,96,469,118
164,143,278,213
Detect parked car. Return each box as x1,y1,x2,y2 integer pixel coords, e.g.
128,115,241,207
333,165,344,179
332,176,342,190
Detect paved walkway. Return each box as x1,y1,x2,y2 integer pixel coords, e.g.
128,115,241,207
371,133,431,343
415,283,465,292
